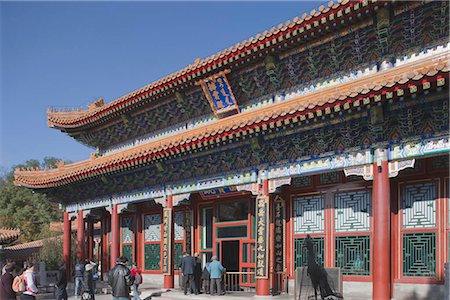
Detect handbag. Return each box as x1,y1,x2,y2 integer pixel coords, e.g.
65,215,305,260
81,290,92,300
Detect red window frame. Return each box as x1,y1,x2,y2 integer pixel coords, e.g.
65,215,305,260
141,208,163,274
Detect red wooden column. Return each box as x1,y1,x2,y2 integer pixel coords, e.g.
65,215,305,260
87,218,94,260
110,204,120,268
101,212,109,277
163,194,175,288
372,149,391,300
63,212,71,278
256,176,270,296
136,207,143,268
77,210,85,261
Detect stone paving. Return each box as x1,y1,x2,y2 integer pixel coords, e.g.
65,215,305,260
35,281,371,300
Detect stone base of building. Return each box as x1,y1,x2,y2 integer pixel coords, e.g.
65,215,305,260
393,283,444,300
142,274,165,287
288,279,445,299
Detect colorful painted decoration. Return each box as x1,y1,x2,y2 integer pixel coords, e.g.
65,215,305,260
197,70,239,117
200,186,240,199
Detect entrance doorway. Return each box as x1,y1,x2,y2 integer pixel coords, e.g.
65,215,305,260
221,240,239,271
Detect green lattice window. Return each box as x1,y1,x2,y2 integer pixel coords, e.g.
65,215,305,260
122,245,133,265
144,244,161,270
401,182,437,229
294,237,324,268
403,233,436,277
122,217,134,243
335,236,370,276
174,242,183,269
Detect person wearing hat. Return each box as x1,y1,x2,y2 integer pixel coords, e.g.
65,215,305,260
0,262,16,300
108,256,134,300
84,261,97,300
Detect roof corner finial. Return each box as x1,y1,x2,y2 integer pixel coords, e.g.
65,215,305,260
87,98,105,110
56,160,65,169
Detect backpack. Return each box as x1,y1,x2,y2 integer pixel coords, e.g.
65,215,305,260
134,273,142,285
12,275,26,293
92,271,99,281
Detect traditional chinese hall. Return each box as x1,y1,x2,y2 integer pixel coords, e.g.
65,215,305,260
14,1,449,299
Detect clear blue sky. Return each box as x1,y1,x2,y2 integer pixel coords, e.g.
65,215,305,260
1,1,321,172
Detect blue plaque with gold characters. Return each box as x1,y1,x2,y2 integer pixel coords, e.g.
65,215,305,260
197,70,240,118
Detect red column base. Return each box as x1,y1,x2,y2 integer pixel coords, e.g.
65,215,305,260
164,274,174,289
256,278,270,296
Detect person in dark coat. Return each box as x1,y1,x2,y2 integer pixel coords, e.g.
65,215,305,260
0,263,16,300
193,253,202,293
84,261,97,300
55,263,67,300
201,262,211,294
180,252,197,295
108,256,134,300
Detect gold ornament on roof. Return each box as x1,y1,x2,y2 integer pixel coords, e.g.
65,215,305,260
87,98,105,110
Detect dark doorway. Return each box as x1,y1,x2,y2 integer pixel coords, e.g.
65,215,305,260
221,240,239,272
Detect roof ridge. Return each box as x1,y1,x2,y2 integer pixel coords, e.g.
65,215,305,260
47,0,370,128
16,52,449,188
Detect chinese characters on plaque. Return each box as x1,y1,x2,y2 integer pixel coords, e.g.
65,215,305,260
255,195,269,278
185,209,192,254
274,196,285,273
162,208,172,275
197,70,240,118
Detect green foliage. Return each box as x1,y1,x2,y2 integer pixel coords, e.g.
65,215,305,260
0,157,69,243
36,237,63,270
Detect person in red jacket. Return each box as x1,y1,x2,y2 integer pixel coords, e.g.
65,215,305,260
130,262,142,300
0,263,16,300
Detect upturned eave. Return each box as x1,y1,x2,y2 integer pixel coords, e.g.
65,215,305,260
15,52,450,189
46,0,386,131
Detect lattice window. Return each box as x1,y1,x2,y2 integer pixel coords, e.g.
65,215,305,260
334,190,371,232
122,245,133,265
294,237,324,268
174,211,185,240
174,242,183,269
144,214,161,242
291,176,311,188
144,244,161,270
431,155,449,170
293,195,325,234
121,217,133,243
319,172,339,185
401,182,437,228
403,233,436,277
335,235,370,276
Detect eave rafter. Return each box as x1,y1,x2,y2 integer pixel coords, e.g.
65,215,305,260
15,53,450,189
47,0,385,130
